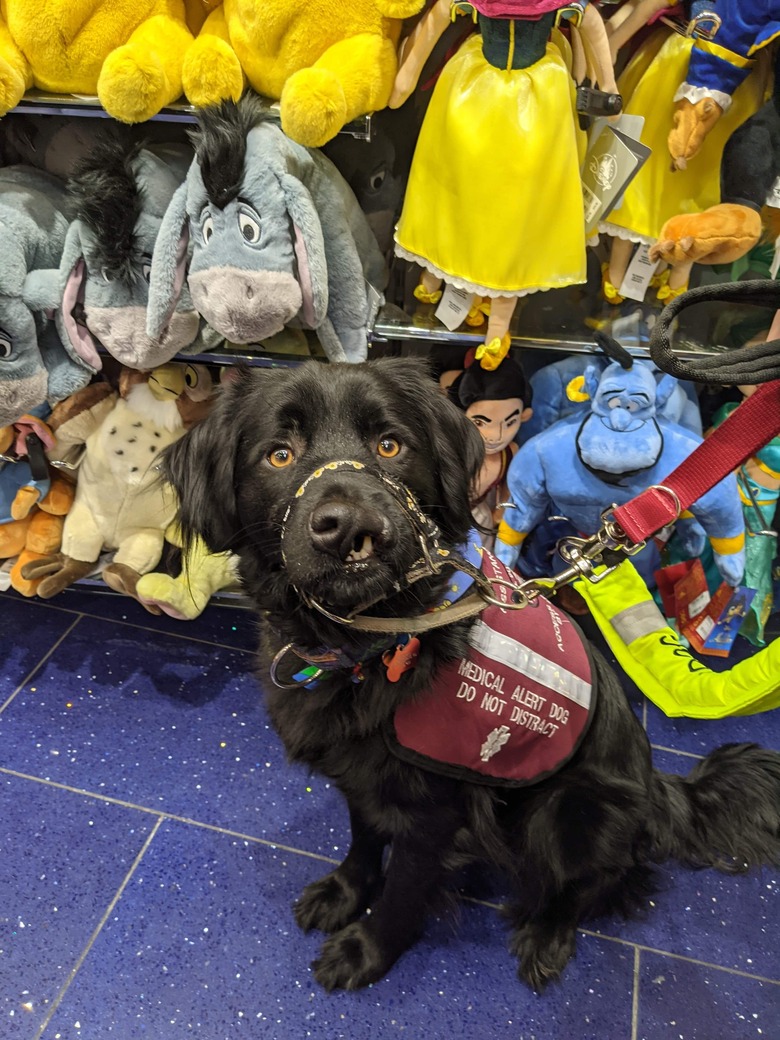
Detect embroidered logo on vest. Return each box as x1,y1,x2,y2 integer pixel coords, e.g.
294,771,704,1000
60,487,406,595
391,551,596,786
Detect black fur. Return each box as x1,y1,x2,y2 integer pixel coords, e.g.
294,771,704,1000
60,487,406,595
162,358,780,992
192,94,269,210
68,137,144,278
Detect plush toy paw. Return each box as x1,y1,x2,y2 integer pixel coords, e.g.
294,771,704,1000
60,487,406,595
281,68,348,148
182,36,244,109
650,205,763,267
102,562,162,615
98,48,172,124
20,553,96,598
24,510,65,556
135,572,206,620
0,518,29,559
668,96,724,170
10,550,50,598
711,547,746,589
0,60,27,117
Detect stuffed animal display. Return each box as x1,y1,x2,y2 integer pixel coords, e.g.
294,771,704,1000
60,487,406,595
148,96,388,363
0,410,75,596
495,358,746,589
390,0,618,368
181,0,425,146
21,362,215,608
0,0,199,123
600,1,773,306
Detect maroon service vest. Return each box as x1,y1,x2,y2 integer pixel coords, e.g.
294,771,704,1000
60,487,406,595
390,551,596,786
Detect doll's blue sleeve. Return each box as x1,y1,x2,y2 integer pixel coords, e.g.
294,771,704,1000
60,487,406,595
495,439,553,567
682,0,776,100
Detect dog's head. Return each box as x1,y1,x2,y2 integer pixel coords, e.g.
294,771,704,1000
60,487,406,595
162,358,484,617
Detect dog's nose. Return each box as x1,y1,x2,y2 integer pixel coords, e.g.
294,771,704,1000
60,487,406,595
308,501,387,562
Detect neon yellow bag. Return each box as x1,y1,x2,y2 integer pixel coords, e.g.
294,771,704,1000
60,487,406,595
574,559,780,718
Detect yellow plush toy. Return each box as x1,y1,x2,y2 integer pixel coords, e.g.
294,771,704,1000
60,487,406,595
181,0,425,147
0,0,214,123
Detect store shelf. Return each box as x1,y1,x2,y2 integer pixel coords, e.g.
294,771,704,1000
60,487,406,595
10,90,374,139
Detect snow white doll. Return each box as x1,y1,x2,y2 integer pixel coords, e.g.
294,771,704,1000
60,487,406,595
390,0,619,370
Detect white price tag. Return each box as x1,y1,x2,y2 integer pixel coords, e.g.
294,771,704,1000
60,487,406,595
435,283,476,332
619,244,660,302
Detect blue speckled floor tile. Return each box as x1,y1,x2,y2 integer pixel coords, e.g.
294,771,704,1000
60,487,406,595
0,773,154,1039
645,699,780,755
2,597,779,1040
42,820,637,1040
1,585,259,651
0,596,80,704
593,749,780,978
637,950,779,1040
0,615,349,857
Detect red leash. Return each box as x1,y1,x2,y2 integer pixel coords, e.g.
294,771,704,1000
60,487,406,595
612,380,780,544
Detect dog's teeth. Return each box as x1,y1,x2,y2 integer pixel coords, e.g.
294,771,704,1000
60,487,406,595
346,534,374,562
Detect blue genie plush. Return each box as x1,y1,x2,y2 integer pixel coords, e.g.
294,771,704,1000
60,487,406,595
495,358,747,588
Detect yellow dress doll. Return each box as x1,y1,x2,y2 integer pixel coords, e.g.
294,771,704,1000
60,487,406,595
390,1,616,368
600,4,771,303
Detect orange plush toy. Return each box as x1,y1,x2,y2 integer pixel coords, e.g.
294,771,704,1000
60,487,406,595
0,415,75,596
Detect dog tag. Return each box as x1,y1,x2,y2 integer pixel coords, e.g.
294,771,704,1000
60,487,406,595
383,637,421,682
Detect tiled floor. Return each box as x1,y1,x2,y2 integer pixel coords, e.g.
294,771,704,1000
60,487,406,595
1,588,778,1040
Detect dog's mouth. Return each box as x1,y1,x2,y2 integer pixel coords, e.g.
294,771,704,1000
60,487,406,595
346,533,376,564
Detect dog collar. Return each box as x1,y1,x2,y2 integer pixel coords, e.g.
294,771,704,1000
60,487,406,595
270,531,485,690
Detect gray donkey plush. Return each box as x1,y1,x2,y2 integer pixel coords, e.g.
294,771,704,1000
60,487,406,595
25,138,207,372
148,97,388,363
0,166,96,427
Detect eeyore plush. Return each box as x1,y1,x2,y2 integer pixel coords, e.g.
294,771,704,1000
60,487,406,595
0,167,97,427
25,138,204,371
148,96,388,362
495,358,746,589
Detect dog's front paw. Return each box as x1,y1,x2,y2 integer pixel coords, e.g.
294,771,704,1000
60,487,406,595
510,922,577,991
312,921,393,991
295,870,377,934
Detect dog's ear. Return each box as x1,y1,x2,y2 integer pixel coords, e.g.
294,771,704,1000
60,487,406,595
427,386,485,536
161,380,242,554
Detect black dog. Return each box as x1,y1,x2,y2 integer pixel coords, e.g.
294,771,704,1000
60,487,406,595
163,358,780,992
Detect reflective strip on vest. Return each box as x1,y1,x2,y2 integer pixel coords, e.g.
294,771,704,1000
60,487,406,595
390,551,596,786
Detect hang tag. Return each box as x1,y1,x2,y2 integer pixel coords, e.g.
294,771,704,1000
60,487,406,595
435,284,476,331
383,636,421,682
581,123,651,236
618,244,660,302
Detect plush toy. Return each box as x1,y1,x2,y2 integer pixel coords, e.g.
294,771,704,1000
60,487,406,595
495,358,746,589
650,49,780,272
390,0,618,369
181,0,425,147
21,362,215,606
442,352,533,547
148,97,388,363
0,411,75,596
0,0,198,124
136,524,240,619
518,337,703,443
0,166,99,428
599,2,771,305
24,137,206,373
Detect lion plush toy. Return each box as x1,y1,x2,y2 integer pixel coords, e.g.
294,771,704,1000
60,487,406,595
0,0,204,123
181,0,426,147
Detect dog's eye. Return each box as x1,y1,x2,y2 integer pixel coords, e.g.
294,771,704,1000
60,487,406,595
377,437,401,459
268,447,295,468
